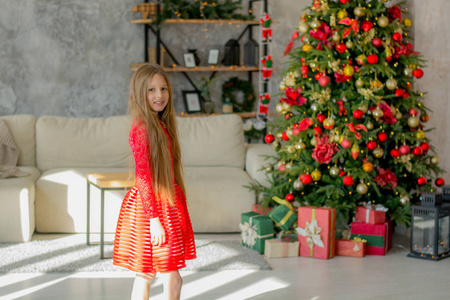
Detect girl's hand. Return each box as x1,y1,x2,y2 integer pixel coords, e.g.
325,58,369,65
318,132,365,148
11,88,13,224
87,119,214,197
150,217,165,247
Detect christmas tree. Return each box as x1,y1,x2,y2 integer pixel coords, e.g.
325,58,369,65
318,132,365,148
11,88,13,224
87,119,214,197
255,0,445,228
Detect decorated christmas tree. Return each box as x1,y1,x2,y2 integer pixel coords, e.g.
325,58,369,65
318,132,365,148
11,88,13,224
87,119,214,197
255,0,445,228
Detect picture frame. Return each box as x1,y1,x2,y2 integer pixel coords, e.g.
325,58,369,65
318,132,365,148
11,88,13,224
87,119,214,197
208,49,220,65
182,91,203,113
183,53,197,68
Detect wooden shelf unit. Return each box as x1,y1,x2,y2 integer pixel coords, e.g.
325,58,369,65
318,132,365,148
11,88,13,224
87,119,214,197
131,19,260,25
130,63,259,72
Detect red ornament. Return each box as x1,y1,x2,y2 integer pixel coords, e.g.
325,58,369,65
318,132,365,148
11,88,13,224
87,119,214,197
361,21,373,32
279,163,286,172
335,43,347,54
285,114,291,120
420,114,430,122
403,92,410,98
318,76,330,87
367,140,378,151
378,132,388,143
413,69,424,78
343,176,354,186
300,174,313,185
282,132,289,141
286,193,295,202
408,108,418,116
341,139,352,149
435,178,445,187
413,146,423,156
390,148,401,158
399,145,410,155
353,109,364,119
395,88,404,97
372,37,382,48
386,56,392,62
301,65,309,76
367,54,379,64
392,32,402,42
317,113,326,123
420,142,430,153
265,134,275,143
340,0,350,3
417,176,427,186
315,72,323,80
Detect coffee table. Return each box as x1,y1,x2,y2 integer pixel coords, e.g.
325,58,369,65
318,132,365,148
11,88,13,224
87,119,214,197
86,172,134,259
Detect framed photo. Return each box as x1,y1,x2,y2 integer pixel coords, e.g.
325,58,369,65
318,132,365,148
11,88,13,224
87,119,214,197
182,91,202,113
208,49,220,65
183,53,196,68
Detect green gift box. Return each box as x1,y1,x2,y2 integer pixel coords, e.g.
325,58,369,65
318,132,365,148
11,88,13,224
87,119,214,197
268,205,298,232
240,212,274,253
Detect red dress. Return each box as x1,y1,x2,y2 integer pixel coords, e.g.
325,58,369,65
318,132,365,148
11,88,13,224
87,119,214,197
113,122,196,273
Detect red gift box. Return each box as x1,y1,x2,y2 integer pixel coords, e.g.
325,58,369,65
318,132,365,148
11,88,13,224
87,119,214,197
252,204,273,216
355,205,387,224
350,221,393,255
335,238,366,257
297,206,336,259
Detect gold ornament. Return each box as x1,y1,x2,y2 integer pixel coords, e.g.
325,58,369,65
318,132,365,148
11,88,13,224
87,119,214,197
286,128,294,138
416,130,425,139
362,161,374,173
378,16,389,28
294,179,304,191
311,136,318,146
279,80,286,91
370,78,383,89
298,21,309,33
311,169,322,181
373,147,385,158
356,183,368,195
329,166,340,177
354,7,365,17
395,112,402,119
407,116,420,128
358,104,368,113
323,117,335,129
275,103,284,113
310,19,321,29
356,54,367,65
272,140,280,149
282,102,292,112
345,40,354,49
295,141,306,150
332,32,341,42
343,65,355,77
302,44,314,52
386,78,398,90
431,156,440,165
285,162,294,171
356,78,364,88
372,107,384,118
337,10,348,20
403,68,412,77
366,121,374,130
287,145,296,154
402,18,412,28
276,131,283,139
400,195,410,206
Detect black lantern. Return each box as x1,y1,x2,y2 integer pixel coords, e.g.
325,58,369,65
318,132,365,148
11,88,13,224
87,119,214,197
408,192,450,261
442,185,450,204
244,39,259,66
224,39,240,66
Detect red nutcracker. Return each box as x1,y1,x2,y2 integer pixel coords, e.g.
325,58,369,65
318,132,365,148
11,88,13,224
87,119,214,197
261,13,272,41
261,55,273,80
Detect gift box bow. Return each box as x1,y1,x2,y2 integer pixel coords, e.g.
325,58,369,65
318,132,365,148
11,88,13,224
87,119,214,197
239,215,273,248
363,203,388,212
296,219,324,249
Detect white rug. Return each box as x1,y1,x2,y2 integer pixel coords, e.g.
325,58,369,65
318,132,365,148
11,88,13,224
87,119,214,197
0,235,271,273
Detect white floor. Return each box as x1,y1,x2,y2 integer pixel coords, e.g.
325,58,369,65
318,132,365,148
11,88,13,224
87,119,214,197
0,233,448,300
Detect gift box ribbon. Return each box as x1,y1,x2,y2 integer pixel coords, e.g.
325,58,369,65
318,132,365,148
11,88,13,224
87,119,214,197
363,203,388,223
272,196,295,227
239,215,273,248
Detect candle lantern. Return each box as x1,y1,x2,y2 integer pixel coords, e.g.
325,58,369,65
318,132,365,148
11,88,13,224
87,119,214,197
408,192,450,261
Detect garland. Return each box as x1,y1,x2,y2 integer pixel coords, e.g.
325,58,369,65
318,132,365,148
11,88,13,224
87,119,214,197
221,77,256,112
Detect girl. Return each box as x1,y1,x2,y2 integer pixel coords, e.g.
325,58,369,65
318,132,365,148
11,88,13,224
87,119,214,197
113,63,196,300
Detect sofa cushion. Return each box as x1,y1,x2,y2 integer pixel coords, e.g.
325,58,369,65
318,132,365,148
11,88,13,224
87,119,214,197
184,166,255,232
245,144,276,188
0,166,40,242
0,115,37,166
36,116,132,171
35,167,128,233
177,114,245,169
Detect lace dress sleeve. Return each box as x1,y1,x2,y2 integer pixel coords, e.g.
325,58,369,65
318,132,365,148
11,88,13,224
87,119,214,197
129,123,159,219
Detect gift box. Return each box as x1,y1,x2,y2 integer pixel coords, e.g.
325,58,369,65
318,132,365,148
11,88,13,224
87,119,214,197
335,238,366,257
350,220,393,255
268,196,297,231
297,206,336,259
240,212,274,254
355,204,387,225
252,204,273,216
264,239,300,258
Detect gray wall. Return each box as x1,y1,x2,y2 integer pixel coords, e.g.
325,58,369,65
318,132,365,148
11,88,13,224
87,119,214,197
1,0,449,182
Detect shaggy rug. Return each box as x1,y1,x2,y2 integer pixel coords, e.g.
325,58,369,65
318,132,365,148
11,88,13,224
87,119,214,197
0,235,271,273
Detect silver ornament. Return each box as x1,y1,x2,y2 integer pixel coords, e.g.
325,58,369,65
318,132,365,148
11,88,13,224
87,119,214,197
293,179,304,191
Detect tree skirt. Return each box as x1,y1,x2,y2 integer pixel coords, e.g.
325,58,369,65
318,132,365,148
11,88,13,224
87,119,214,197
0,235,271,273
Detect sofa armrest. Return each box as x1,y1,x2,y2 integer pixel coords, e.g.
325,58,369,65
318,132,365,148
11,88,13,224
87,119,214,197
245,143,276,188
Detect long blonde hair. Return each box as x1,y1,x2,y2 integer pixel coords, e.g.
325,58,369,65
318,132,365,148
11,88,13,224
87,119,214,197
128,63,185,206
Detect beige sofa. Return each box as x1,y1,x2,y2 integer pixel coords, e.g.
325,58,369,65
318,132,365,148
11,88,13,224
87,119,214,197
0,114,274,242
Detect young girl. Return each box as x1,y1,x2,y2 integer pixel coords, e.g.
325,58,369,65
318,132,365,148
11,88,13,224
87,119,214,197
113,63,196,300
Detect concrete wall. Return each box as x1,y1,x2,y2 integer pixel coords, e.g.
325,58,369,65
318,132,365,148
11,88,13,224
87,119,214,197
0,0,448,181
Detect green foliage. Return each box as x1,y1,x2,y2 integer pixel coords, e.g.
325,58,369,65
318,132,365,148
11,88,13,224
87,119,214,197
252,0,445,228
